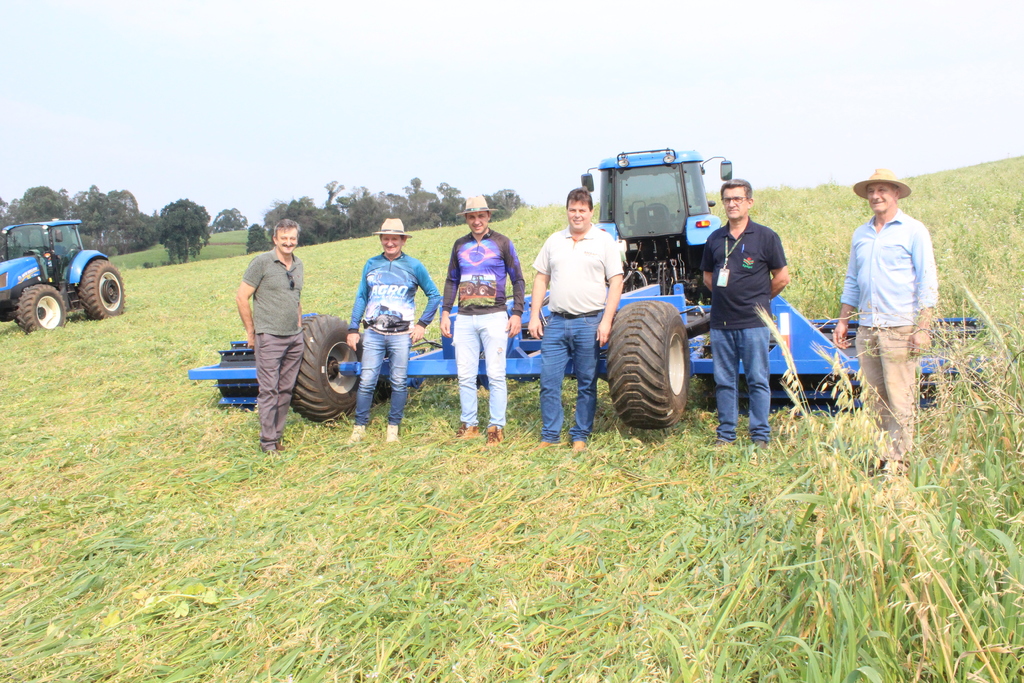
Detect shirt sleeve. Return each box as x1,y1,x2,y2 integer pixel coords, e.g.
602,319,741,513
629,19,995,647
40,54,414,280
912,225,939,311
603,234,623,280
442,241,461,313
504,238,527,317
532,237,551,275
415,261,442,327
700,234,716,273
769,231,787,270
840,232,861,309
242,256,263,289
349,261,372,330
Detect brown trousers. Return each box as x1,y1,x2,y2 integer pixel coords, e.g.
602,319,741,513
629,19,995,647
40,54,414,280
254,332,304,451
855,325,917,462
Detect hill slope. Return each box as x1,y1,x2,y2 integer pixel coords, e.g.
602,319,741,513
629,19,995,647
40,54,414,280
2,159,1023,682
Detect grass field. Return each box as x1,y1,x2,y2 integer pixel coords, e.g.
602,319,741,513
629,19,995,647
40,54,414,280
2,158,1023,682
111,230,249,270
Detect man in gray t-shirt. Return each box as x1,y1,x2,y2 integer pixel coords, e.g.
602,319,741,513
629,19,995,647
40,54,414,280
236,219,304,453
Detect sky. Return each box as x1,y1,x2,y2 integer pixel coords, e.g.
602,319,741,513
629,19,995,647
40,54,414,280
3,0,1023,225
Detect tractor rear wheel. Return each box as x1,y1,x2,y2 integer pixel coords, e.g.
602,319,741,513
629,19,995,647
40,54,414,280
15,285,66,333
607,300,690,429
80,260,125,319
291,314,358,422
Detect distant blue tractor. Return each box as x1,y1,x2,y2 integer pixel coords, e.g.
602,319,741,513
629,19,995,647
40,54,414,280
0,220,125,333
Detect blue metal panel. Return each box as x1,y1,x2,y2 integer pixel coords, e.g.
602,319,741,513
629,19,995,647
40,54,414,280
0,257,40,291
67,251,107,284
597,149,703,170
686,214,722,246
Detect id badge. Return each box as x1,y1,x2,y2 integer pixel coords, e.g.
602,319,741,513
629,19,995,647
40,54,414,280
717,268,730,287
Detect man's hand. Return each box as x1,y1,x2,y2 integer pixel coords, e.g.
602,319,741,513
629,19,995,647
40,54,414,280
527,316,544,339
597,319,612,346
410,324,426,344
440,312,452,338
346,331,360,351
832,320,850,349
910,329,931,353
506,314,522,338
245,330,256,349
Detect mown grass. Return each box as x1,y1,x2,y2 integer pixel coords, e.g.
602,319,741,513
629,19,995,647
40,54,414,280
111,230,249,270
2,158,1024,682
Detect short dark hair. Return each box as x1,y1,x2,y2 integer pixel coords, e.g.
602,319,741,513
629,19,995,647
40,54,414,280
721,179,753,199
272,219,301,240
566,187,593,210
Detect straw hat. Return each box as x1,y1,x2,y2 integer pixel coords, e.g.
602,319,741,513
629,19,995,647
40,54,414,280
373,218,411,237
853,169,912,199
457,196,493,216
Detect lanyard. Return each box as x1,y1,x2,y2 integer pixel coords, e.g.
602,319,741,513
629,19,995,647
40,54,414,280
723,232,744,268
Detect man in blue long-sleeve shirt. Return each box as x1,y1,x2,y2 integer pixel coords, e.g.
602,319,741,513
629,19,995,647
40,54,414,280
833,169,938,474
346,218,441,444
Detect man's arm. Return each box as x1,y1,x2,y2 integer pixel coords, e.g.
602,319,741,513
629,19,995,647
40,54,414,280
527,272,549,339
769,266,790,298
597,274,624,346
440,244,461,338
504,238,526,338
912,307,933,352
236,282,257,348
703,271,713,291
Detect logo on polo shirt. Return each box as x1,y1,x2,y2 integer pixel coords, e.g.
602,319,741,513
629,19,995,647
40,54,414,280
742,256,754,269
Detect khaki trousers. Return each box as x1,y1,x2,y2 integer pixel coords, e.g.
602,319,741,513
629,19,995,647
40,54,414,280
855,325,917,462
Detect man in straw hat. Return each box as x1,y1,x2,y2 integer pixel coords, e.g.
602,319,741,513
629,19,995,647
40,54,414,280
440,196,526,446
346,218,441,444
832,169,938,475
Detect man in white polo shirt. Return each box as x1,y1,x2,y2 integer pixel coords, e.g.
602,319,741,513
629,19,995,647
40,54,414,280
527,187,623,453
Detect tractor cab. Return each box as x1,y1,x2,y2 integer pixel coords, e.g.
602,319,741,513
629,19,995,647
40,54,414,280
2,221,84,284
582,148,732,300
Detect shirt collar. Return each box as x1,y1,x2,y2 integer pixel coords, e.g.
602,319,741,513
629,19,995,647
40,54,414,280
561,224,595,239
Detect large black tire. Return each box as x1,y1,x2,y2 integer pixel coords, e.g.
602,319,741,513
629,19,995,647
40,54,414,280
607,300,690,429
291,314,358,422
79,260,125,319
15,284,66,333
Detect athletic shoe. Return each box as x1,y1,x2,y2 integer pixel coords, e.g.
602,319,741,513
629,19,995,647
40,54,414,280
486,425,503,446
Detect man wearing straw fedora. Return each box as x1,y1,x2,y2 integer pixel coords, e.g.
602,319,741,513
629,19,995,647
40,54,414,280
440,196,526,446
346,218,441,444
833,169,938,475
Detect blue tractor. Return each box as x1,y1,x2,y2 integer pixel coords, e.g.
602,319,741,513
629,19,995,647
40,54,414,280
0,220,125,333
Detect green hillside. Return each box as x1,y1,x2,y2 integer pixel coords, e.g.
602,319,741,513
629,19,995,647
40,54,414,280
111,229,249,270
2,158,1023,682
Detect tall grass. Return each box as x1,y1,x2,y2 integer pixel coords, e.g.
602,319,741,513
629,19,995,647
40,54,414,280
2,159,1023,681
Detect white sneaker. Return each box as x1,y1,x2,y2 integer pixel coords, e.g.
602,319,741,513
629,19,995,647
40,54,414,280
348,425,366,444
386,425,400,443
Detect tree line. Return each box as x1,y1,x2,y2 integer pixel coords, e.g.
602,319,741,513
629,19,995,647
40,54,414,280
1,179,523,263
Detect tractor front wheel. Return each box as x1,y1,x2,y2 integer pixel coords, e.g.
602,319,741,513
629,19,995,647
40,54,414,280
80,260,125,319
607,300,690,429
16,285,67,333
291,314,359,422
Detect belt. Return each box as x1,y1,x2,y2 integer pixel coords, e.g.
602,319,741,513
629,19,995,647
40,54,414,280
553,310,603,319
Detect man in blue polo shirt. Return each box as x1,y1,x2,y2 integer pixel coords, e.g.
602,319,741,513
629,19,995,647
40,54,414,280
701,179,790,448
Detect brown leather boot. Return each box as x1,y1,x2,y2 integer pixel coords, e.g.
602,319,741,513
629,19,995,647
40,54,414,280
486,425,503,446
455,424,480,438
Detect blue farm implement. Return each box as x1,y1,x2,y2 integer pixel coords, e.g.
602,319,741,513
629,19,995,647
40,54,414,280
189,150,976,427
1,220,125,333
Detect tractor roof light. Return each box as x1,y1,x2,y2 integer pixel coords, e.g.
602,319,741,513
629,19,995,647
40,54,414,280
663,151,676,163
616,154,630,168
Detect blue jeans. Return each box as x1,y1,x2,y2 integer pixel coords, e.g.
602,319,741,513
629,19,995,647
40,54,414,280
454,311,509,428
539,313,602,443
354,329,410,426
711,326,771,443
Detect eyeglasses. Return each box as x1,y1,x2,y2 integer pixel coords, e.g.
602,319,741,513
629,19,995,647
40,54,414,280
286,272,295,290
722,196,750,205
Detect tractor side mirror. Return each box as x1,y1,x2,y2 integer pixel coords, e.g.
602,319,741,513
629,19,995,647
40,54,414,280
707,200,717,207
54,228,64,243
720,161,733,181
581,173,595,193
